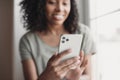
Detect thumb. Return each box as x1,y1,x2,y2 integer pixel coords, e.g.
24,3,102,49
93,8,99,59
80,59,88,74
79,50,84,65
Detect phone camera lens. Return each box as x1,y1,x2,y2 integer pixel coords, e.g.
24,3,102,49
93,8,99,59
66,39,69,41
62,37,65,39
62,41,65,43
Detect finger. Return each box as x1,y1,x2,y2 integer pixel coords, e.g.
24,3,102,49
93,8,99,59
48,49,72,66
59,60,81,74
47,52,58,66
80,59,88,74
80,56,88,67
79,50,84,66
48,52,57,62
54,49,72,63
56,56,80,71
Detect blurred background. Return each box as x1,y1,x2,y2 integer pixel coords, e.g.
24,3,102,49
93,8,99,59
90,0,120,80
0,0,120,80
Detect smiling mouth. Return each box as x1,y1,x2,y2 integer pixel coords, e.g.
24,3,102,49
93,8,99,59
53,14,64,20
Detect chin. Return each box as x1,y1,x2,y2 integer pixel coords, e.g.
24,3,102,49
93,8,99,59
52,21,64,25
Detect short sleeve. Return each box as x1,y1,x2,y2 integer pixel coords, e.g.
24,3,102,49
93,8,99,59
80,25,96,55
19,35,32,61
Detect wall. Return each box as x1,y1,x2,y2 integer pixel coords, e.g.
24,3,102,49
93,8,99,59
13,0,26,80
0,0,13,80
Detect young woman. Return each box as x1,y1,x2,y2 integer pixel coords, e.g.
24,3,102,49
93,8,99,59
19,0,96,80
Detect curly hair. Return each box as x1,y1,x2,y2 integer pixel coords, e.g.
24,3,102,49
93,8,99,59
20,0,79,33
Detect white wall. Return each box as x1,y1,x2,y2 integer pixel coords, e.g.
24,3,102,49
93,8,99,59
13,0,26,80
0,0,13,80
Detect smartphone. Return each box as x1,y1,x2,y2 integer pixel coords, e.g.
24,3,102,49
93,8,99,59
58,34,83,61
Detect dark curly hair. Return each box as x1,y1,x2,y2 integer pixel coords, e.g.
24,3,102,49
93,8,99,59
20,0,79,33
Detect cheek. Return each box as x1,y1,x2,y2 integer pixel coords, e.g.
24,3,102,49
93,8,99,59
46,6,50,13
66,7,71,15
68,8,71,14
46,8,55,18
66,5,71,14
45,4,53,13
45,7,53,18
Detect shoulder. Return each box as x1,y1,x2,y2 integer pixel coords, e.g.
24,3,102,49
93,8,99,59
19,31,37,61
78,23,96,55
19,31,37,47
20,31,36,42
21,31,35,39
77,23,91,34
19,31,38,53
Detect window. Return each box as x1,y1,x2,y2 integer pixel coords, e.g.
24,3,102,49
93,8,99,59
90,0,120,80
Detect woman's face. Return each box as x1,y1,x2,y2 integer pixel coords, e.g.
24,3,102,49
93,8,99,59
45,0,71,26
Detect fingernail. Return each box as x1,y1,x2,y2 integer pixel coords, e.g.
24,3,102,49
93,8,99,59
76,60,80,64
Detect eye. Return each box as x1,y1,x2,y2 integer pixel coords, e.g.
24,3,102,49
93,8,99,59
63,2,69,6
48,0,56,5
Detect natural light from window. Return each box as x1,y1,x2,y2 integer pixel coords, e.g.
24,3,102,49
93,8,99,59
89,0,120,80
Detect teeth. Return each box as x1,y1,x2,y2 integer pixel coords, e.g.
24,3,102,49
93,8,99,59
53,15,64,19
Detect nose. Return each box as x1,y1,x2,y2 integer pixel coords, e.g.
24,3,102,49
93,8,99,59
55,4,64,12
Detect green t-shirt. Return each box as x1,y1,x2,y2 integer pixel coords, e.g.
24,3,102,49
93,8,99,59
19,23,96,76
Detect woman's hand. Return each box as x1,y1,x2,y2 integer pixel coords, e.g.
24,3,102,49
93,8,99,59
38,49,80,80
65,51,88,80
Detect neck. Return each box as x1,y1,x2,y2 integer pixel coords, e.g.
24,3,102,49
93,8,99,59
47,24,66,36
